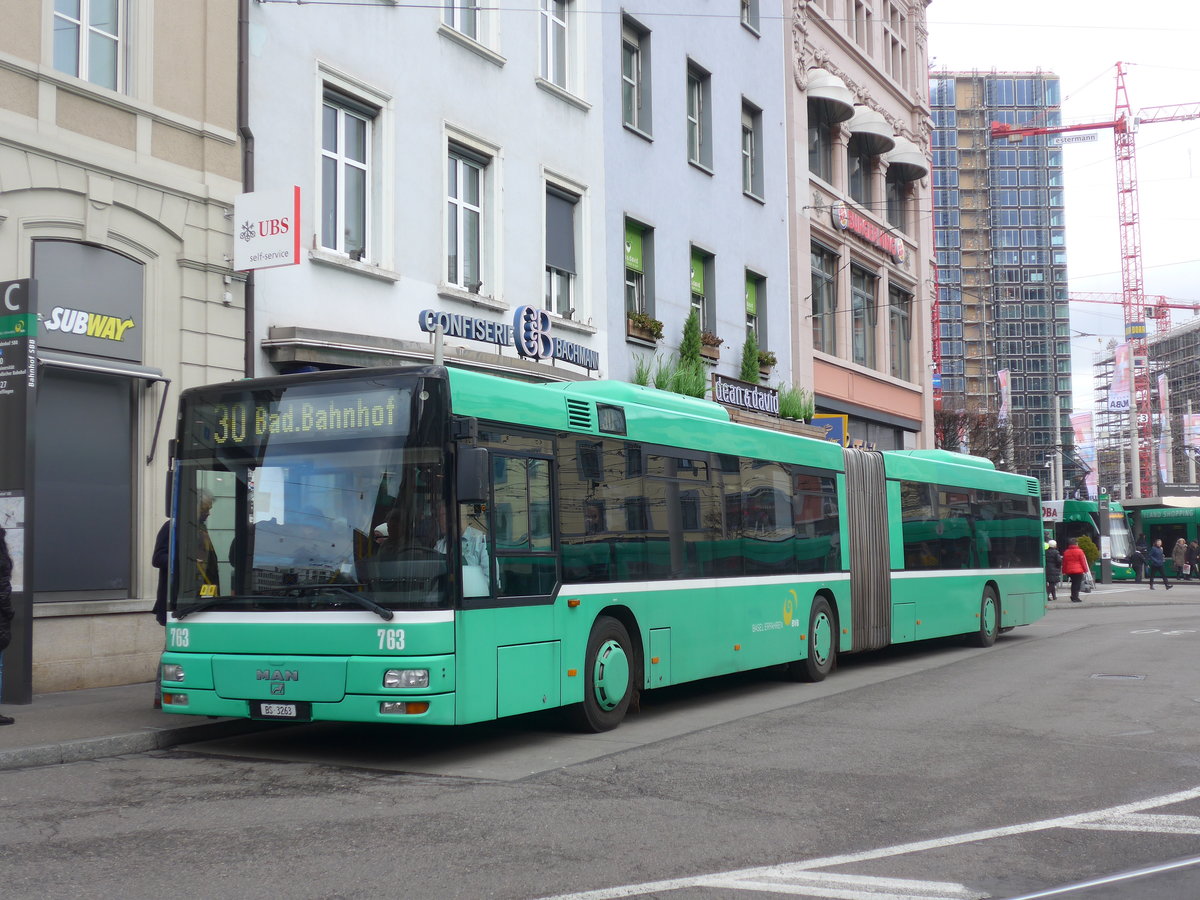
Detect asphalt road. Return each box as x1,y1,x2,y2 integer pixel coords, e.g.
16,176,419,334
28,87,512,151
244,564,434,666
1,590,1199,900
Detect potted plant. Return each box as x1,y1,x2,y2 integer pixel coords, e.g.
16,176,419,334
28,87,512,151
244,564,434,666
757,349,777,376
778,385,815,422
700,330,723,362
627,311,663,342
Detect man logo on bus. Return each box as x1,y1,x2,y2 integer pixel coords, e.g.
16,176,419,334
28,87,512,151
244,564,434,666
783,590,797,627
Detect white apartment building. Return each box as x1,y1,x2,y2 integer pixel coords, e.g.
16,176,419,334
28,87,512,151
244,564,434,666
245,1,790,388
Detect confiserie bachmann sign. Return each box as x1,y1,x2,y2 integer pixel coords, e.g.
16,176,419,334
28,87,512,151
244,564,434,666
712,374,779,416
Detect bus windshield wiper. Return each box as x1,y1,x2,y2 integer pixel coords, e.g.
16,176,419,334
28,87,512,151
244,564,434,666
174,594,293,621
175,589,394,621
289,583,395,621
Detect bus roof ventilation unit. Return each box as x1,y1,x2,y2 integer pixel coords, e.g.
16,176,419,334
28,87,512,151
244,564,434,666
566,399,594,431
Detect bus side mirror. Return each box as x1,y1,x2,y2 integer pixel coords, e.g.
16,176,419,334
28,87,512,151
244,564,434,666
457,446,490,504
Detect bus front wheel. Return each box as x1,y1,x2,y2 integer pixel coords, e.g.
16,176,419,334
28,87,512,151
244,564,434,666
786,597,836,683
567,616,635,733
971,588,999,648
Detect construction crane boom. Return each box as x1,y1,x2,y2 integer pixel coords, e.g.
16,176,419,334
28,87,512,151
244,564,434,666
990,64,1200,497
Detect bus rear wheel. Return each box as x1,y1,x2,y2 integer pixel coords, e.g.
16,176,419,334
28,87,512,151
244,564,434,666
971,587,999,648
786,597,836,683
567,616,635,733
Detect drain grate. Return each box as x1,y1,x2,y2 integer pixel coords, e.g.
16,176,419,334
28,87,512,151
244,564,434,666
1091,673,1146,680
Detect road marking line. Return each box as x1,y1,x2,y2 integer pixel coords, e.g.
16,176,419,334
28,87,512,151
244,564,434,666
706,871,984,899
537,785,1200,900
1069,813,1200,835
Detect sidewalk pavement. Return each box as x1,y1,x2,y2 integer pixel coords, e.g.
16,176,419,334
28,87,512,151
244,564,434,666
1,584,1198,773
0,681,265,772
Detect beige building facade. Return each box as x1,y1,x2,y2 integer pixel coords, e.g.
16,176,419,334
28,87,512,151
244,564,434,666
787,0,934,449
0,0,242,693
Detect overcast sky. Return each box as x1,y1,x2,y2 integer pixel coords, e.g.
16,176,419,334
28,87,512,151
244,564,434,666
924,1,1200,410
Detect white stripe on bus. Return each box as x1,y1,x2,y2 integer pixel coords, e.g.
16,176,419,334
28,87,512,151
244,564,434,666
168,610,455,624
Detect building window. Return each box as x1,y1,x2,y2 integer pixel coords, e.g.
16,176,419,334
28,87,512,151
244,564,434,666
883,2,908,87
885,171,909,231
321,90,375,261
545,185,578,316
808,102,835,183
740,0,760,32
686,63,712,169
746,270,765,346
539,0,570,88
889,285,912,380
847,136,874,206
849,0,872,52
53,0,123,91
741,102,764,198
690,246,712,332
624,219,652,316
447,146,488,292
443,0,481,40
621,19,651,133
850,266,877,368
811,244,838,354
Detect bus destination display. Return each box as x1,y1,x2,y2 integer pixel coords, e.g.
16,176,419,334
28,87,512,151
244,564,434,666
189,386,412,449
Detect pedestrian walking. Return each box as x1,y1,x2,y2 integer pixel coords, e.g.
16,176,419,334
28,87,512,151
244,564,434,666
1188,540,1199,581
1133,534,1149,582
1171,537,1189,583
1044,540,1062,603
0,526,15,726
1146,538,1172,590
1061,538,1089,603
152,519,170,709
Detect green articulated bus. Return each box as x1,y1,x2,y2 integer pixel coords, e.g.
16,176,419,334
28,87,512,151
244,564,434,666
1041,499,1136,580
159,366,1046,732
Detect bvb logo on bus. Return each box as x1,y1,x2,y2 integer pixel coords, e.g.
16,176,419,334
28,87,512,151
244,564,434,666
783,589,797,627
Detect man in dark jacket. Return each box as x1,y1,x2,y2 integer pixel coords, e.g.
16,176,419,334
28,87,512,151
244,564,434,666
1044,540,1063,603
1146,538,1172,590
0,526,15,725
152,520,170,708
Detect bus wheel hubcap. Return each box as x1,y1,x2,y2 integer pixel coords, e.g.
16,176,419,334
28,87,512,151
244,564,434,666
593,639,630,711
812,612,832,665
983,599,996,634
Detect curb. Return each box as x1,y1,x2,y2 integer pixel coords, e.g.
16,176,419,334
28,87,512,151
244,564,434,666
0,718,270,772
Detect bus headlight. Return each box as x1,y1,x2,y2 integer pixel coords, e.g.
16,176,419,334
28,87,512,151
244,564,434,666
161,664,186,682
383,669,429,689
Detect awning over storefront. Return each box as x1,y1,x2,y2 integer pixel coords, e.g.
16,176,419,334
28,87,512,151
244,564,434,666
806,68,856,123
846,106,896,156
885,136,930,181
38,350,171,464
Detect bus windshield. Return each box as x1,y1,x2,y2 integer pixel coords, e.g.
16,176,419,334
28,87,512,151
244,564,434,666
171,374,456,616
1107,508,1133,562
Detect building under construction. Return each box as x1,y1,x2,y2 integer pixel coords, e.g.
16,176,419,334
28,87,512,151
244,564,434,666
930,70,1072,488
1092,317,1200,497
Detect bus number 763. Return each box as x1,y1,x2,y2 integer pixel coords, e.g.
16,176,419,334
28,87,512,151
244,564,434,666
378,629,406,651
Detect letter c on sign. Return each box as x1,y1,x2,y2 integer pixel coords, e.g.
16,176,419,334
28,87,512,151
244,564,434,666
3,283,19,312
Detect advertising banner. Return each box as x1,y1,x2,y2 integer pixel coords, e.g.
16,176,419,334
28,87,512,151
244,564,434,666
1070,412,1098,500
1157,373,1171,487
810,414,848,447
1108,343,1131,412
997,369,1010,424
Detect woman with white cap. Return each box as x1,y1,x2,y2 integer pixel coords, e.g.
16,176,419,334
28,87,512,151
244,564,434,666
1044,539,1062,603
